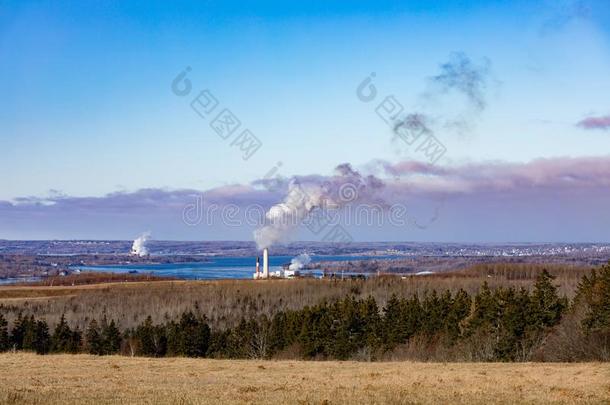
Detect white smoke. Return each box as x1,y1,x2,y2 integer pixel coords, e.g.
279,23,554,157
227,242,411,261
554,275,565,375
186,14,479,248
254,163,385,249
288,253,312,271
131,232,151,256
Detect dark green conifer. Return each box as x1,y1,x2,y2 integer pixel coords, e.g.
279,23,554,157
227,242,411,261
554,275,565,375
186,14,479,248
33,320,51,355
529,270,567,329
52,314,74,353
0,313,9,352
101,318,122,354
10,313,27,350
85,319,103,355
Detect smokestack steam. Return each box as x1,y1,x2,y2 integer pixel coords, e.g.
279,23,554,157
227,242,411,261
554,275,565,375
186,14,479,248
253,163,385,249
131,232,151,257
288,253,311,271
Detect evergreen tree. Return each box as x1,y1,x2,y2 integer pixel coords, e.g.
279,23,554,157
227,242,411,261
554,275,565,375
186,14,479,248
224,318,256,358
298,304,333,358
166,311,210,357
0,313,9,352
360,296,382,352
495,287,529,360
136,316,155,356
52,314,75,353
207,329,231,358
268,311,288,354
529,270,567,329
576,263,610,333
22,315,37,351
135,316,167,357
33,320,51,355
445,289,471,342
401,296,423,342
329,296,362,359
69,327,83,353
382,294,404,348
192,317,211,357
464,282,497,335
10,313,28,350
101,318,122,355
85,319,103,355
421,290,443,337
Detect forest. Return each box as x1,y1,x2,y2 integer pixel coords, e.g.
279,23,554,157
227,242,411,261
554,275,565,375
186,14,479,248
0,263,608,362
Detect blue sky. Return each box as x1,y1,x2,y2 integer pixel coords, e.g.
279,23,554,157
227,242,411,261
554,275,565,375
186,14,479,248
1,1,610,241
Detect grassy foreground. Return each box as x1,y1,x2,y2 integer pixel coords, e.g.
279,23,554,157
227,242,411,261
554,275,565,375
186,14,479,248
0,353,608,404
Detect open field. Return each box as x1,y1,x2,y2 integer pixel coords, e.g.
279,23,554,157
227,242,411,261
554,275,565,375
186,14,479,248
0,353,608,404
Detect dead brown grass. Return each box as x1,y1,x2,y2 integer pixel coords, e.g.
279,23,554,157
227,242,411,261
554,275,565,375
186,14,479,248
23,272,176,286
0,353,608,404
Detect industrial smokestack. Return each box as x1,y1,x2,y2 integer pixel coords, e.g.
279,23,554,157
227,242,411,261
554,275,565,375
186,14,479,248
263,248,269,279
256,256,260,277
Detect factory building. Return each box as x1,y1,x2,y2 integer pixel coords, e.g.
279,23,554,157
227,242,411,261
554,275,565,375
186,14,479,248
253,248,299,279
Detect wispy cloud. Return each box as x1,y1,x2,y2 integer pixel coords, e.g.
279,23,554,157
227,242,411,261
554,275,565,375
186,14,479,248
2,186,281,213
576,115,610,130
378,156,610,195
2,157,610,241
3,156,610,210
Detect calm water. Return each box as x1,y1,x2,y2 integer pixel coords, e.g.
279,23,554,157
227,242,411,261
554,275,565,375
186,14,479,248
0,276,41,285
74,255,395,280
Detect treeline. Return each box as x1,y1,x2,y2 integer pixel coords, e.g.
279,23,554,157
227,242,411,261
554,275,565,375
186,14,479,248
0,262,589,333
0,266,609,361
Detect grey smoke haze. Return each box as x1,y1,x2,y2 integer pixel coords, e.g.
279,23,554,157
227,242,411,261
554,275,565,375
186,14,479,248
391,52,492,151
431,52,491,111
393,113,432,137
390,112,436,157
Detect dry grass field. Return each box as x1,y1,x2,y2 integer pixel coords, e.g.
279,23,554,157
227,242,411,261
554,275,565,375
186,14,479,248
0,353,608,404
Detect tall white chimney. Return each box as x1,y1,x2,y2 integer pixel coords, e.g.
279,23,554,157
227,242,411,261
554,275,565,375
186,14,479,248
256,256,260,278
263,248,269,279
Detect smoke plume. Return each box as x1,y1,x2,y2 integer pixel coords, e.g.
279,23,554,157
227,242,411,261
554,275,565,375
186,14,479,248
131,232,151,256
392,113,434,149
253,163,385,249
431,52,491,111
391,52,493,151
288,253,312,271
